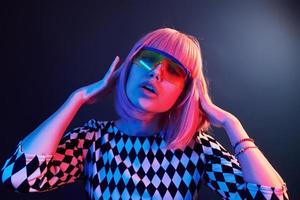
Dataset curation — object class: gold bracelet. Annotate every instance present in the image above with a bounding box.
[234,146,257,157]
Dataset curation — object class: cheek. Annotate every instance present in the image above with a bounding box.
[126,64,185,112]
[156,85,183,110]
[126,66,142,92]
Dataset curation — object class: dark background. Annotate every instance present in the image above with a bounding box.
[1,1,299,199]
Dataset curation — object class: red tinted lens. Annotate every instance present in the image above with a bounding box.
[133,49,187,83]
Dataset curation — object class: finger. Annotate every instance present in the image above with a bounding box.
[197,78,212,105]
[108,56,120,75]
[196,79,211,113]
[111,62,122,80]
[114,63,122,75]
[103,56,120,82]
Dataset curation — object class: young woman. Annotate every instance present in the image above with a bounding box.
[1,27,289,199]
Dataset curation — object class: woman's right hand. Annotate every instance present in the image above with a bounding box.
[74,56,121,105]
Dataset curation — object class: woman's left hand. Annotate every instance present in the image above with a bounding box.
[196,79,237,128]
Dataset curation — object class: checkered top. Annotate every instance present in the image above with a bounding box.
[1,119,289,199]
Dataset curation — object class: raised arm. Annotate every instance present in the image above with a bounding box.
[21,91,84,155]
[21,55,120,155]
[224,118,287,189]
[195,78,289,199]
[197,131,289,200]
[1,56,121,192]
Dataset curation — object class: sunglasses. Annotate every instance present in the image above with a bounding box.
[132,46,191,85]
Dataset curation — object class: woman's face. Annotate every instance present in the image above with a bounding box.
[126,59,186,114]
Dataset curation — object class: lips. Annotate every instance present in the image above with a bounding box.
[141,81,158,95]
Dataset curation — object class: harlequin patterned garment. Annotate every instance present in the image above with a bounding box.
[1,119,289,200]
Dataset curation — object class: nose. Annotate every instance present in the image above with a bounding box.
[149,62,164,80]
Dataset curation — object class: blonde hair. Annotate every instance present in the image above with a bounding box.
[113,27,213,150]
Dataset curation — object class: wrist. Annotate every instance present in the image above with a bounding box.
[70,90,85,106]
[223,117,251,148]
[223,115,240,131]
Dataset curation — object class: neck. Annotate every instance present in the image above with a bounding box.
[115,115,163,137]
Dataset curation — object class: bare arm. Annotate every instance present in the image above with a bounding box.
[224,118,287,188]
[21,91,84,155]
[196,78,288,196]
[21,56,121,155]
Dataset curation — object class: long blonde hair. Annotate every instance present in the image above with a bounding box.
[114,27,213,150]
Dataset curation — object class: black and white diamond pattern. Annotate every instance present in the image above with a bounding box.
[1,119,289,200]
